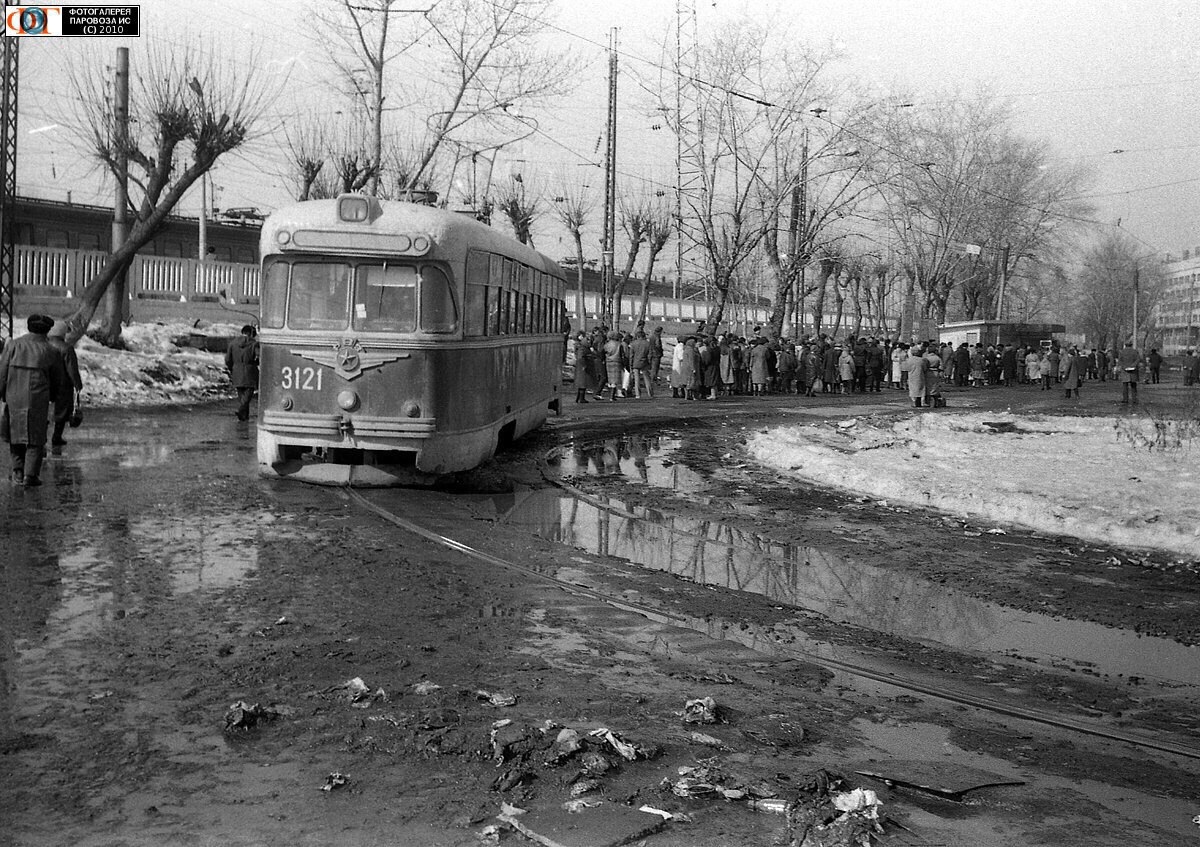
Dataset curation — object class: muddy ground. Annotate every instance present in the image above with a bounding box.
[2,377,1199,846]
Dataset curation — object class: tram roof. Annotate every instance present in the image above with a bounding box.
[262,197,563,279]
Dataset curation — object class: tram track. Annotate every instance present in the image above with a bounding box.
[346,483,1200,764]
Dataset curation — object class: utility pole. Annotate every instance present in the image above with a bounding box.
[199,172,208,264]
[600,27,617,328]
[995,243,1010,321]
[108,46,130,325]
[1132,265,1140,349]
[0,38,18,341]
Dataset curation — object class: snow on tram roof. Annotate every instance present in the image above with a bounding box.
[261,196,563,278]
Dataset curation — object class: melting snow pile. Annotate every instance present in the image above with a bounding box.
[75,322,239,407]
[748,412,1200,559]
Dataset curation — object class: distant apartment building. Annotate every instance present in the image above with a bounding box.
[1156,250,1200,354]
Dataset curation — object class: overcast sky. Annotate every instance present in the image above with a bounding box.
[16,0,1200,261]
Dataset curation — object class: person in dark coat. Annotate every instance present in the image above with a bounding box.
[954,343,971,387]
[0,314,69,486]
[1117,341,1143,404]
[1147,348,1163,384]
[225,324,260,421]
[47,320,84,447]
[1000,344,1018,387]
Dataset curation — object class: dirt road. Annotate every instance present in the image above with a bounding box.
[2,381,1198,846]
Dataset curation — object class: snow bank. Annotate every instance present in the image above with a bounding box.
[75,322,240,407]
[748,412,1200,559]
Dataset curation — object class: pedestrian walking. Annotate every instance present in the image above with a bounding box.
[225,324,260,421]
[47,319,84,447]
[0,314,70,486]
[1117,341,1143,404]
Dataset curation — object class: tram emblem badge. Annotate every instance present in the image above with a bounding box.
[291,338,406,380]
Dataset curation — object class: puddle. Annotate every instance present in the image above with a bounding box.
[551,435,710,491]
[132,514,276,595]
[855,720,1198,843]
[500,488,1200,691]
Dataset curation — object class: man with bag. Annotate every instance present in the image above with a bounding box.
[47,320,84,447]
[0,314,70,487]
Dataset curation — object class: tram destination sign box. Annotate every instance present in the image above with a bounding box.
[5,5,140,37]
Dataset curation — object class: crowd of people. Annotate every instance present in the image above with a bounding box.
[571,324,1197,408]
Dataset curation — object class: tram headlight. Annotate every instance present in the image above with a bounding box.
[280,396,294,411]
[411,235,431,254]
[275,229,292,246]
[337,390,360,411]
[402,400,421,418]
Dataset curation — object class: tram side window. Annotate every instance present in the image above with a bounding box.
[466,283,487,336]
[465,251,489,337]
[288,262,351,330]
[490,255,506,335]
[487,286,501,335]
[355,263,417,332]
[262,261,289,328]
[420,266,457,332]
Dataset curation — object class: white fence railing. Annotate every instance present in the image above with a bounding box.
[14,245,261,304]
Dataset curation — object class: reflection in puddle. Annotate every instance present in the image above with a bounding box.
[501,489,1200,690]
[554,435,709,491]
[132,514,276,595]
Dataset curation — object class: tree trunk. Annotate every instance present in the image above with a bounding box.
[573,230,585,327]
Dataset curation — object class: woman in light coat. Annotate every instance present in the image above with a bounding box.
[838,346,855,394]
[903,345,928,407]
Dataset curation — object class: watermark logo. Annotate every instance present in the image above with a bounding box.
[4,5,140,37]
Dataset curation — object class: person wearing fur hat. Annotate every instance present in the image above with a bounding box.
[47,320,84,446]
[0,314,70,486]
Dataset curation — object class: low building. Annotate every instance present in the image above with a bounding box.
[938,320,1066,349]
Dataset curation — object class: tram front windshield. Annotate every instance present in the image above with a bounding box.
[262,259,457,333]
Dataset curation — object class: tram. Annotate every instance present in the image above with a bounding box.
[255,194,567,485]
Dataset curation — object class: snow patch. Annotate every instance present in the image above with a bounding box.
[748,412,1200,559]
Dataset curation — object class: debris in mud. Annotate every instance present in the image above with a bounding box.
[498,800,668,847]
[223,701,293,733]
[680,695,720,724]
[587,727,660,761]
[88,690,115,701]
[412,681,443,695]
[320,772,348,792]
[477,689,518,707]
[491,720,551,764]
[327,677,386,708]
[545,728,583,765]
[785,771,884,847]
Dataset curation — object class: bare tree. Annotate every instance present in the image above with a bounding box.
[65,42,271,345]
[638,207,672,324]
[873,93,1093,332]
[496,174,540,245]
[283,116,328,201]
[1071,233,1163,350]
[551,174,596,325]
[313,0,422,196]
[610,194,657,326]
